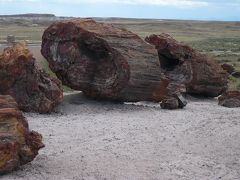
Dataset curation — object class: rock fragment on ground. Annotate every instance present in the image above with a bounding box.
[218,91,240,108]
[232,71,240,78]
[160,97,180,109]
[221,63,235,75]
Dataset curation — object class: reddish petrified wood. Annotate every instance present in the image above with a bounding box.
[0,43,63,113]
[145,33,228,97]
[41,19,185,104]
[0,95,44,174]
[221,63,235,75]
[218,91,240,108]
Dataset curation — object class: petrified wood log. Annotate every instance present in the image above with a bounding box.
[145,33,228,97]
[218,91,240,108]
[42,19,183,102]
[0,95,44,174]
[0,43,63,113]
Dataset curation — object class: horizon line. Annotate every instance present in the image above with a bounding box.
[0,13,239,22]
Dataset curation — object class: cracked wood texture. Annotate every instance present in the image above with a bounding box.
[0,95,44,174]
[145,33,228,97]
[41,19,175,102]
[0,43,63,113]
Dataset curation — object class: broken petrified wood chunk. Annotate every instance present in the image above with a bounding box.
[145,33,228,97]
[0,95,44,174]
[221,63,235,75]
[41,19,183,102]
[160,94,187,110]
[0,43,63,113]
[232,71,240,78]
[218,91,240,108]
[160,97,180,110]
[160,82,187,109]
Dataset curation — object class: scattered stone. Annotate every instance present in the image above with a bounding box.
[160,97,179,110]
[218,91,240,108]
[145,33,228,97]
[221,63,235,74]
[0,43,63,113]
[175,93,188,108]
[232,71,240,78]
[160,92,187,110]
[41,19,184,103]
[0,95,44,174]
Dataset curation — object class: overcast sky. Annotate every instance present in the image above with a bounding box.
[0,0,240,21]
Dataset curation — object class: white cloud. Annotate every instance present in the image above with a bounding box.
[56,0,209,7]
[85,0,209,7]
[0,0,209,7]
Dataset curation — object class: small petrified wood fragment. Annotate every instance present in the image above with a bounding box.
[218,91,240,108]
[42,19,183,103]
[0,43,63,113]
[232,72,240,78]
[145,33,228,97]
[0,95,44,174]
[221,63,235,75]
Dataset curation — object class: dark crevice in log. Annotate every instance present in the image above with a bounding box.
[159,54,181,71]
[146,33,228,97]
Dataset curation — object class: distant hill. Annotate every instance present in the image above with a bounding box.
[0,14,56,18]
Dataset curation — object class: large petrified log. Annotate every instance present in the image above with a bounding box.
[0,43,63,113]
[145,33,228,97]
[0,95,44,174]
[41,19,184,103]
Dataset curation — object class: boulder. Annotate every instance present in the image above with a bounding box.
[41,19,185,103]
[0,43,63,113]
[0,95,44,174]
[145,33,228,97]
[218,91,240,108]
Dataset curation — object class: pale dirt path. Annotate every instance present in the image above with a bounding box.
[2,92,240,180]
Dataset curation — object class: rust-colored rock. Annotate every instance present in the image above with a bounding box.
[218,91,240,108]
[0,43,63,113]
[41,19,184,103]
[0,95,44,174]
[160,93,187,110]
[145,33,228,97]
[221,63,235,75]
[160,97,180,110]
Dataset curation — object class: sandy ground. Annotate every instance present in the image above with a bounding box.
[2,92,240,180]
